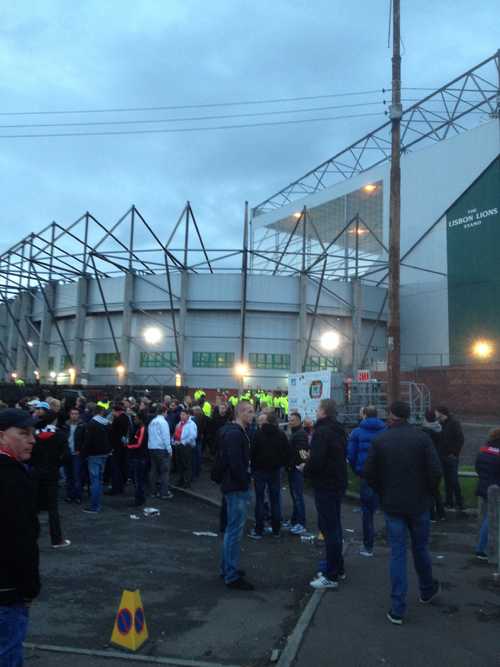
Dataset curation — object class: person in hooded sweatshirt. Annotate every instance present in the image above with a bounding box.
[348,405,386,557]
[421,408,446,522]
[80,404,112,514]
[31,410,71,548]
[248,411,290,539]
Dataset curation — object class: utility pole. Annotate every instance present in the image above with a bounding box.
[387,0,402,403]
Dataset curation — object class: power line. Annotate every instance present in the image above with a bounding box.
[0,111,386,139]
[0,89,388,117]
[0,100,387,130]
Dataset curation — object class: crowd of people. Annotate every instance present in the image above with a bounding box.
[1,387,500,664]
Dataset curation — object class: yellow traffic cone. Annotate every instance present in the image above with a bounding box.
[111,589,148,651]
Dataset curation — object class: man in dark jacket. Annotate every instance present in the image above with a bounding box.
[107,402,131,495]
[435,406,464,510]
[364,401,442,625]
[347,406,386,556]
[304,399,347,590]
[64,407,86,504]
[31,411,71,548]
[81,405,112,514]
[249,412,290,539]
[475,428,500,560]
[218,401,255,590]
[0,409,40,665]
[285,412,310,535]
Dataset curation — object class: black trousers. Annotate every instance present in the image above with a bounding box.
[37,480,63,545]
[176,445,193,487]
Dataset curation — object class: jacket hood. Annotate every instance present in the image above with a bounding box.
[316,416,346,437]
[261,422,280,436]
[360,417,386,432]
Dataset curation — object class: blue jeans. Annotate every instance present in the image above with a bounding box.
[87,455,108,511]
[64,453,83,501]
[360,480,378,551]
[477,499,488,553]
[0,604,29,666]
[254,469,281,535]
[385,512,435,617]
[314,489,344,579]
[221,490,250,583]
[129,458,147,504]
[288,468,306,526]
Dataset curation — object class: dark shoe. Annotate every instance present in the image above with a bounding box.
[220,569,246,579]
[419,580,440,604]
[248,529,263,540]
[74,498,82,505]
[64,497,73,504]
[476,552,488,561]
[82,506,99,514]
[387,611,403,625]
[227,577,254,591]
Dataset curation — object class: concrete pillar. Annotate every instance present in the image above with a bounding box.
[297,273,308,372]
[120,272,135,385]
[178,271,189,377]
[15,291,33,380]
[351,278,362,377]
[38,281,56,381]
[73,276,89,382]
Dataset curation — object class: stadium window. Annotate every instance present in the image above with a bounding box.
[248,353,291,370]
[48,356,55,371]
[95,352,121,368]
[139,351,177,368]
[60,354,73,371]
[304,355,342,372]
[192,352,235,368]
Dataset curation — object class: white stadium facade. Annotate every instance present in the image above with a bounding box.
[0,51,498,390]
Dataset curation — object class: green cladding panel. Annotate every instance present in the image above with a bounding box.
[446,157,500,363]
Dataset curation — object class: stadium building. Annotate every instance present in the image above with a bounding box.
[0,52,498,389]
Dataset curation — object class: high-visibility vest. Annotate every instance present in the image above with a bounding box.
[229,395,238,407]
[202,401,212,418]
[194,389,205,401]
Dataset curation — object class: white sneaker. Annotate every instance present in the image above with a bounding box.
[359,547,374,557]
[52,539,71,549]
[282,521,293,530]
[310,574,338,590]
[290,524,307,535]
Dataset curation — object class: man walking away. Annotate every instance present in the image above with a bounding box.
[0,409,40,666]
[174,409,197,489]
[304,399,347,590]
[107,402,130,496]
[474,428,500,560]
[285,412,310,535]
[64,407,86,504]
[81,405,112,514]
[347,406,386,556]
[364,401,442,625]
[148,405,173,500]
[435,406,465,511]
[127,413,148,507]
[249,412,289,539]
[218,401,255,590]
[31,411,71,549]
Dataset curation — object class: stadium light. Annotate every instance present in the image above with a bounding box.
[49,371,57,379]
[471,339,494,360]
[175,373,182,387]
[363,183,377,193]
[143,326,163,345]
[27,340,34,347]
[34,370,40,380]
[116,364,126,378]
[234,362,248,378]
[10,372,18,380]
[320,330,340,351]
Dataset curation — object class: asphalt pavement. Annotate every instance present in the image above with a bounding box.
[25,468,500,667]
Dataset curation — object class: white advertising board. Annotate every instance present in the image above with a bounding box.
[288,370,333,421]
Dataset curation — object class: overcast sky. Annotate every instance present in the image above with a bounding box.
[1,0,498,256]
